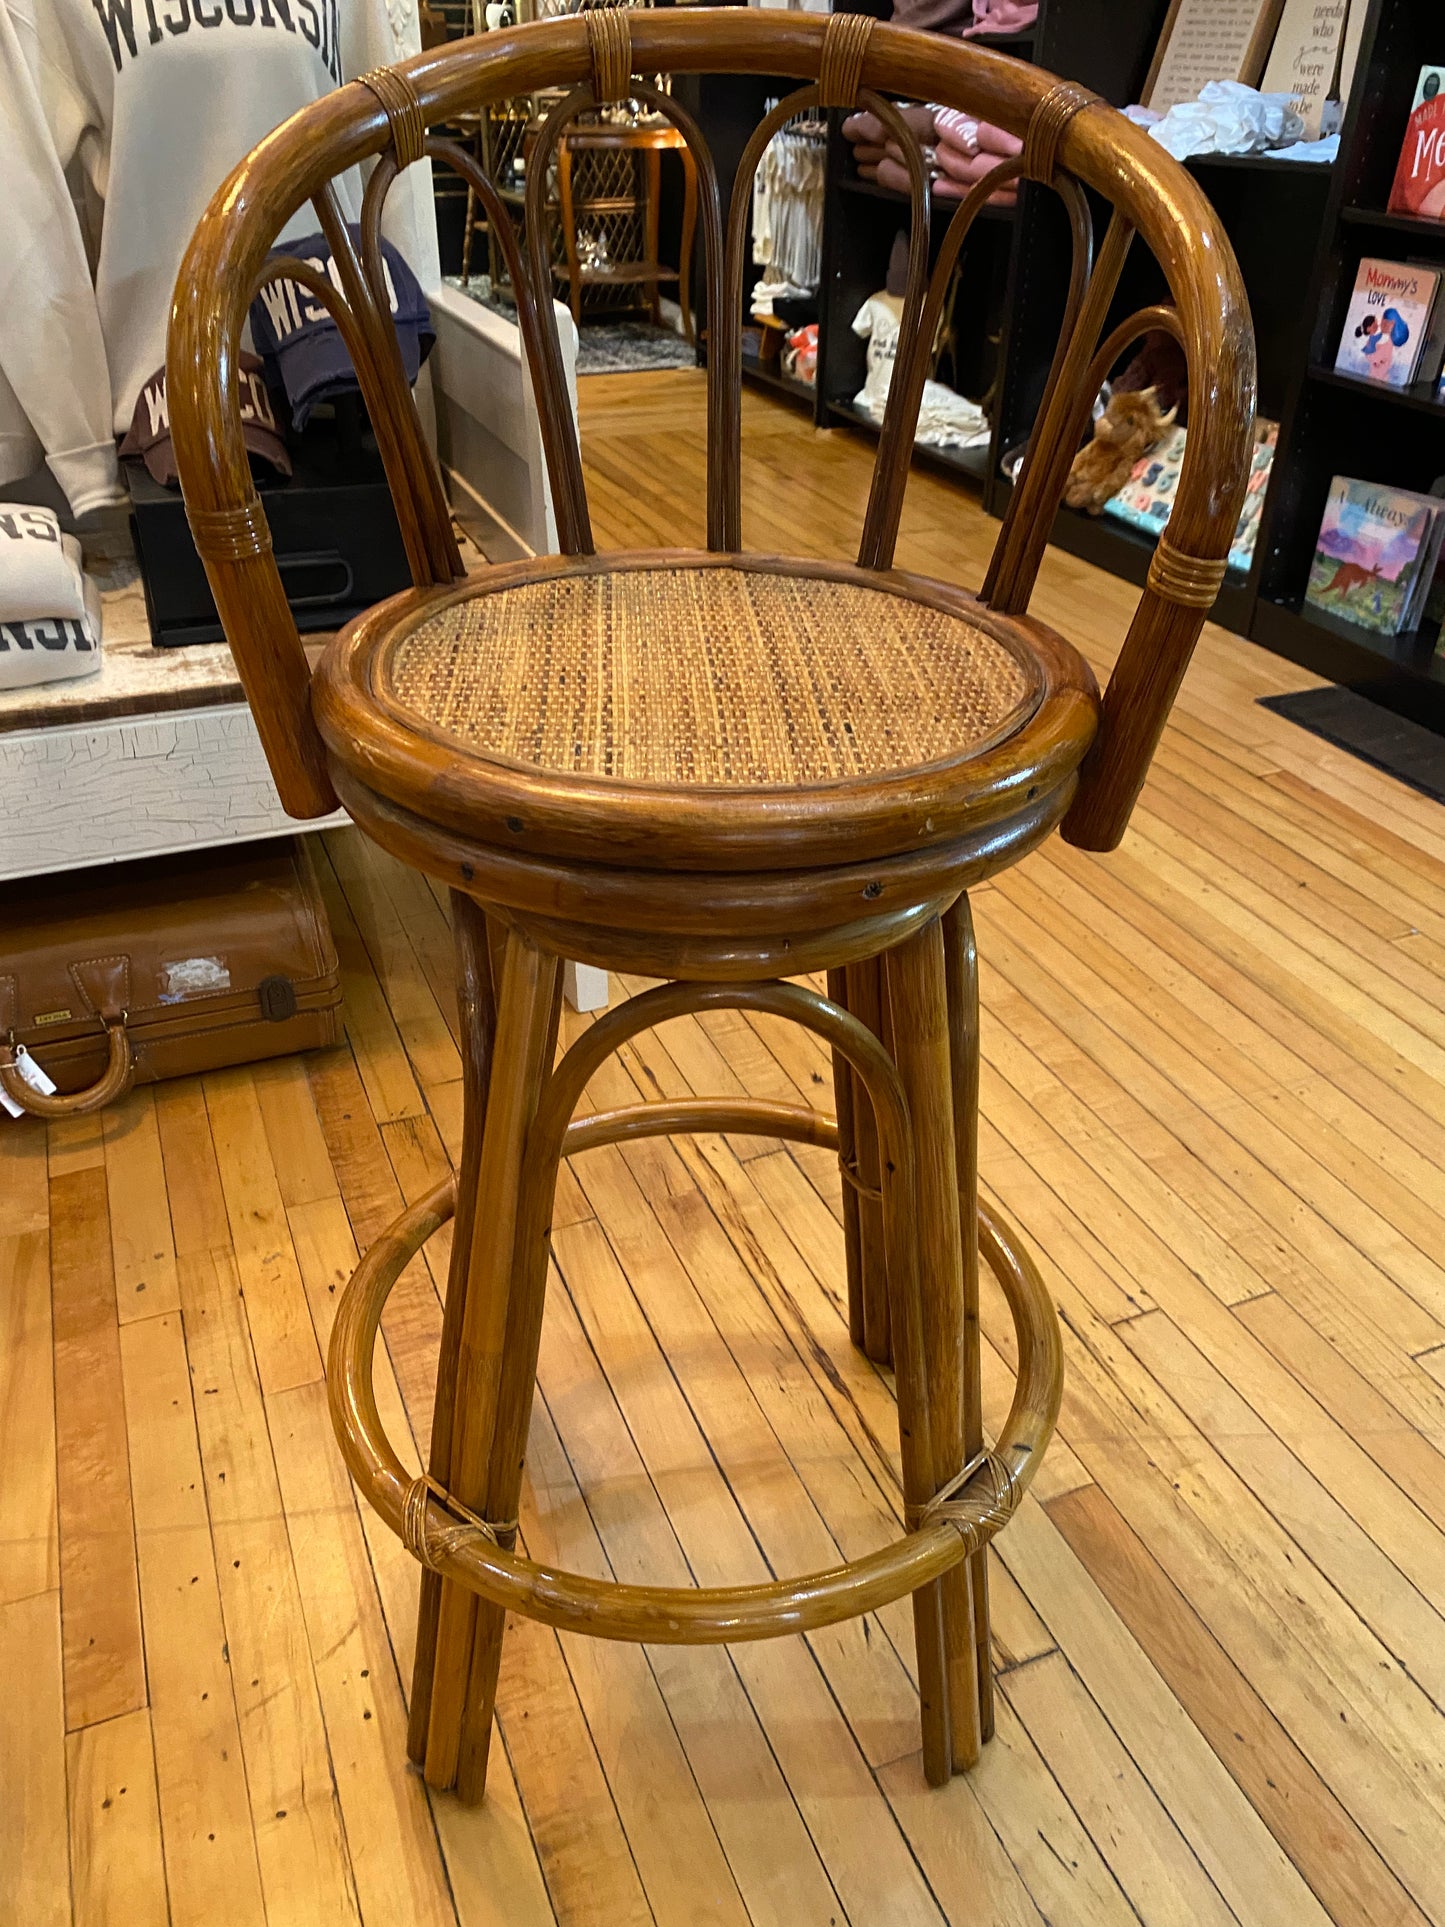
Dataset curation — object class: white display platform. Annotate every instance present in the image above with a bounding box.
[430,281,578,559]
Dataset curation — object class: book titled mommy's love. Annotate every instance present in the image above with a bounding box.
[1334,258,1442,387]
[1389,67,1445,221]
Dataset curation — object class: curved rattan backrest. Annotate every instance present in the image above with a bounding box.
[168,10,1255,851]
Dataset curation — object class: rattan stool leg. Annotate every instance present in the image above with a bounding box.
[886,917,985,1774]
[408,892,497,1764]
[454,975,566,1801]
[840,957,893,1366]
[825,967,867,1353]
[423,928,563,1792]
[944,895,994,1743]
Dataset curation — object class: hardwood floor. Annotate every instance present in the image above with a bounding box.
[6,368,1445,1926]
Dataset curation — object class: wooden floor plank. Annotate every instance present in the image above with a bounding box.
[1049,1306,1445,1917]
[203,1067,324,1395]
[314,839,428,1126]
[1048,1482,1433,1927]
[266,1378,458,1927]
[1001,1650,1241,1927]
[179,1242,362,1927]
[118,1310,268,1927]
[520,1388,758,1927]
[66,1711,168,1927]
[0,1225,57,1608]
[543,1233,945,1924]
[50,1166,146,1732]
[998,1500,1331,1927]
[0,1590,71,1927]
[102,1087,180,1323]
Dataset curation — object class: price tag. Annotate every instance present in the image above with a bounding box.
[1,1046,58,1119]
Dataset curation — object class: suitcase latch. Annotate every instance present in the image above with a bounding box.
[258,975,298,1022]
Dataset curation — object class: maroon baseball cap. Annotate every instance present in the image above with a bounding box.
[120,354,292,487]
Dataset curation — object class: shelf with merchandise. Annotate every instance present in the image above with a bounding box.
[741,351,817,407]
[823,398,992,482]
[1046,496,1257,640]
[1308,365,1445,417]
[1184,152,1336,176]
[1340,205,1445,247]
[836,175,1017,222]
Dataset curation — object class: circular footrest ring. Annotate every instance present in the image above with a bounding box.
[327,1170,1062,1646]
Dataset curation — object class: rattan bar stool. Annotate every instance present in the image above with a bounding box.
[169,8,1254,1804]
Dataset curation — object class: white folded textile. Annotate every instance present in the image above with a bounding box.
[1148,82,1305,160]
[0,502,103,688]
[0,503,89,624]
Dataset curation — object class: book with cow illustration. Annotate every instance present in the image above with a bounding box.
[1304,477,1445,637]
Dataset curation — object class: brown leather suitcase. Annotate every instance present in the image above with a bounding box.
[0,837,342,1117]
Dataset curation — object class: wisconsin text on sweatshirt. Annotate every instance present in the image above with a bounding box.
[90,0,342,83]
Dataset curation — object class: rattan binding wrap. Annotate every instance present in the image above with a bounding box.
[905,1448,1019,1549]
[382,566,1039,787]
[818,11,874,109]
[586,6,633,103]
[188,498,273,561]
[1023,80,1098,183]
[1147,537,1228,609]
[357,66,427,167]
[402,1473,519,1571]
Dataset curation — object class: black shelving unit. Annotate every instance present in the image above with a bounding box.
[684,0,1173,452]
[1247,0,1445,728]
[683,0,1444,728]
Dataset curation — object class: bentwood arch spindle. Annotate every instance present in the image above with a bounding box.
[167,6,1255,1804]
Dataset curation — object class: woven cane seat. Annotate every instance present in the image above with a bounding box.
[377,562,1041,788]
[316,551,1100,881]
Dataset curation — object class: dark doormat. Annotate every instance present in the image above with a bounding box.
[1258,686,1445,804]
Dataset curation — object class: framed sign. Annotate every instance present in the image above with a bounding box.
[1142,0,1288,114]
[1262,0,1349,137]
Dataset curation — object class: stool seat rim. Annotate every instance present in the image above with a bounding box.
[311,549,1100,874]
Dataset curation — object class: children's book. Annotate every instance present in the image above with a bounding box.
[1334,258,1442,387]
[1305,476,1445,636]
[1103,421,1276,577]
[1389,67,1445,220]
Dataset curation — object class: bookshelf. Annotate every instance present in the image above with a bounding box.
[1247,0,1445,728]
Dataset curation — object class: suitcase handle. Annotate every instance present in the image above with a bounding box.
[0,1019,135,1118]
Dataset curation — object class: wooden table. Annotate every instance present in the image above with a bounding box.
[551,121,697,340]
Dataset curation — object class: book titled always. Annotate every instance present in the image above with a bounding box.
[1334,258,1444,387]
[1389,67,1445,220]
[1305,477,1445,637]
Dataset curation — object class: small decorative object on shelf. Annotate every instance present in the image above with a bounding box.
[1305,475,1445,636]
[1334,257,1445,388]
[1063,390,1177,515]
[1388,66,1445,220]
